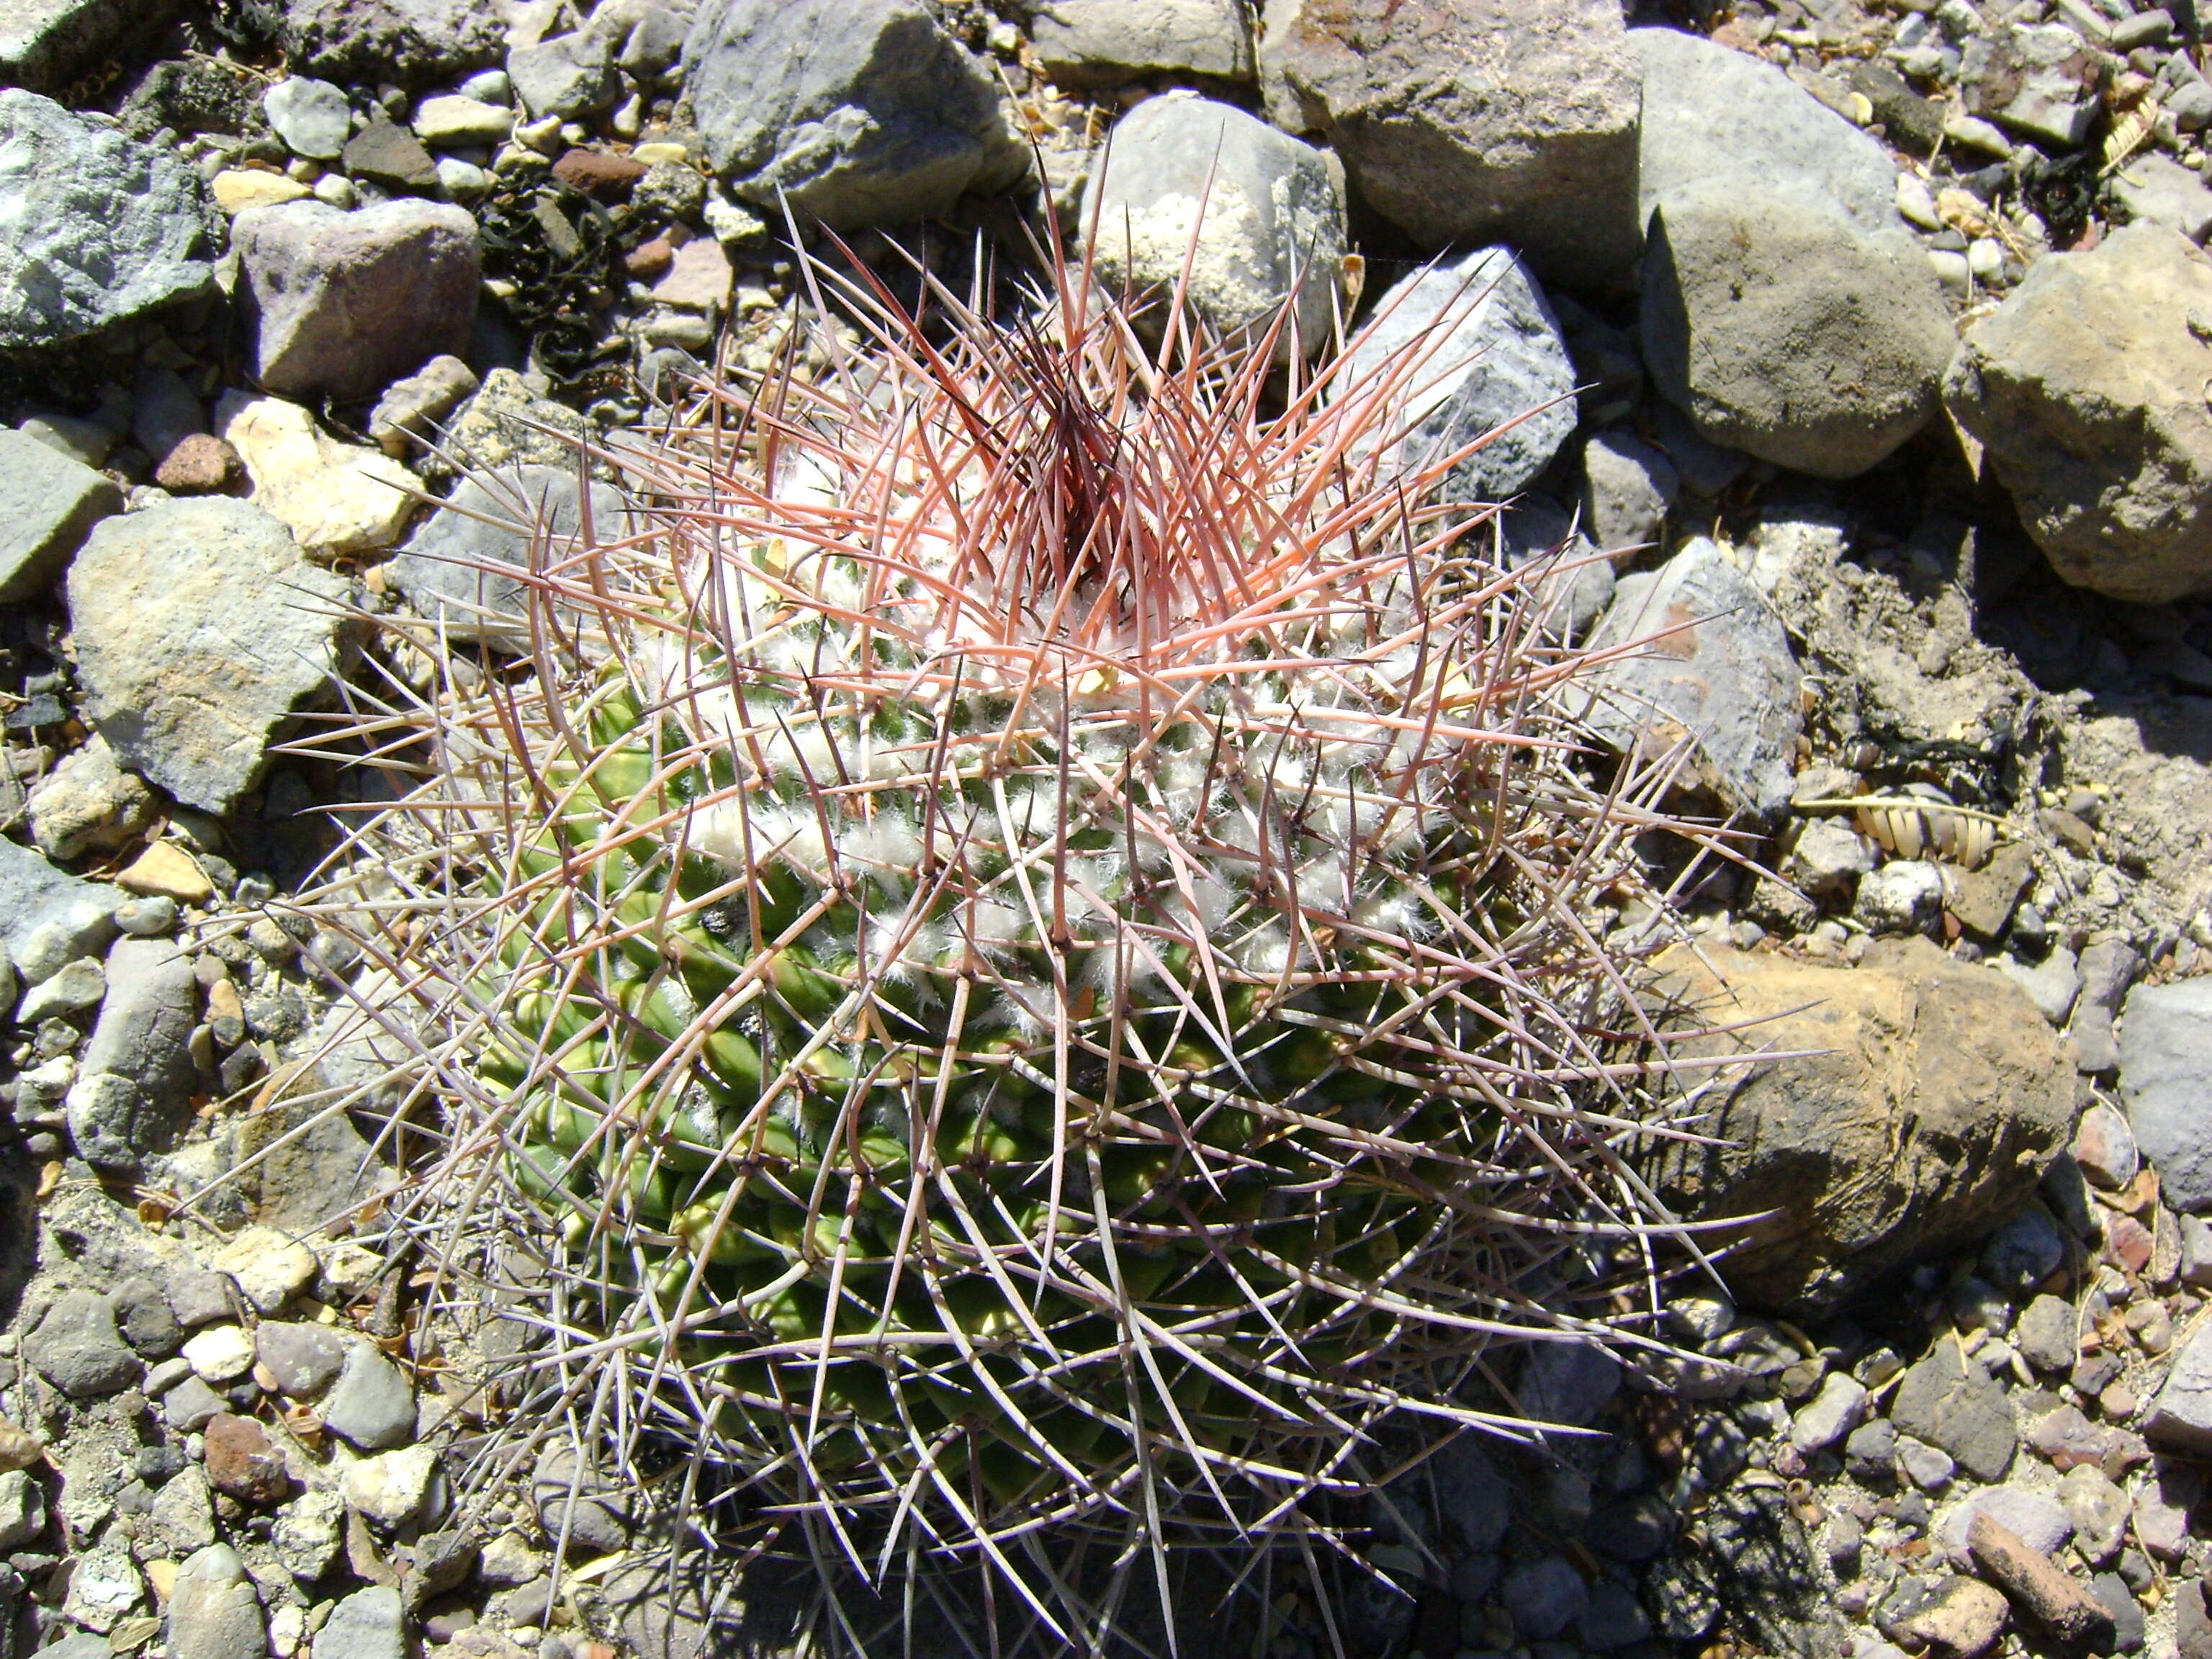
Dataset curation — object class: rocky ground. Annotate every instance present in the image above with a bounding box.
[1,1,2211,1658]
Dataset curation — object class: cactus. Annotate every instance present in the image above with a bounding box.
[312,236,1718,1642]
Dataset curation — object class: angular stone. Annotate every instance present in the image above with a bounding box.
[2057,1465,2130,1566]
[1961,23,2102,148]
[0,89,215,348]
[0,838,121,986]
[65,934,197,1172]
[166,1542,265,1659]
[2013,1295,2078,1373]
[509,30,618,120]
[312,1586,408,1659]
[2117,976,2212,1213]
[410,94,511,148]
[1789,1371,1869,1453]
[1966,1511,2113,1648]
[148,1462,215,1554]
[202,1413,289,1506]
[650,234,732,313]
[181,1323,256,1383]
[271,1488,346,1581]
[1879,1575,2009,1658]
[2145,1318,2212,1454]
[323,1339,415,1451]
[1891,1344,2017,1484]
[367,353,477,457]
[283,0,504,86]
[0,0,176,94]
[216,392,423,560]
[1033,0,1253,82]
[257,1322,346,1398]
[263,76,351,161]
[2111,152,2212,243]
[232,199,479,403]
[682,0,1025,228]
[212,168,313,214]
[342,1444,438,1529]
[22,1289,140,1398]
[66,498,350,814]
[1938,1488,2072,1556]
[1261,0,1641,280]
[0,428,122,603]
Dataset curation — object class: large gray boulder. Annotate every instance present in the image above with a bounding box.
[2117,976,2212,1214]
[232,199,480,403]
[0,89,215,348]
[1944,224,2212,604]
[1647,938,2076,1312]
[280,0,505,86]
[1259,0,1642,282]
[66,498,351,815]
[1084,93,1345,357]
[682,0,1027,228]
[1,0,176,96]
[0,428,121,601]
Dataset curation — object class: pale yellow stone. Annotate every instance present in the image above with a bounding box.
[115,841,216,904]
[630,141,689,166]
[211,169,312,213]
[143,1559,178,1606]
[215,392,423,559]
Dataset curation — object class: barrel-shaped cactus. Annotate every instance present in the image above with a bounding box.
[325,242,1710,1634]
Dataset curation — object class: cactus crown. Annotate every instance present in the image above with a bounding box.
[307,230,1715,1649]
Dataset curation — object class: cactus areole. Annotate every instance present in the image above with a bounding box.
[345,240,1705,1615]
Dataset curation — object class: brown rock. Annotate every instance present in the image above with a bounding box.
[552,148,646,200]
[1644,938,2075,1310]
[202,1412,289,1505]
[1881,1576,2010,1658]
[1945,840,2033,940]
[154,434,240,494]
[343,119,441,191]
[624,238,673,280]
[650,237,732,313]
[1966,1511,2115,1647]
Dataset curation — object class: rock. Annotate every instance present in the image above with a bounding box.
[149,1462,215,1553]
[262,76,351,161]
[0,839,122,985]
[212,1227,318,1314]
[1581,538,1802,817]
[212,168,313,213]
[2014,1295,2079,1372]
[341,115,439,189]
[112,1277,183,1357]
[215,393,423,560]
[64,934,197,1172]
[599,1555,747,1659]
[532,1446,632,1556]
[1581,430,1677,553]
[283,0,504,85]
[1520,1341,1621,1428]
[156,434,241,493]
[232,199,477,405]
[1645,938,2072,1310]
[133,366,207,469]
[163,1374,226,1432]
[510,30,618,120]
[257,1322,346,1398]
[1082,92,1343,359]
[367,354,477,458]
[23,1289,140,1397]
[682,0,1025,228]
[343,1444,439,1529]
[272,1488,346,1580]
[1938,1488,2071,1555]
[1634,27,1902,238]
[1980,1204,2064,1295]
[411,94,512,148]
[1033,0,1252,82]
[116,843,215,907]
[66,497,351,814]
[2116,976,2212,1213]
[1845,1417,1898,1480]
[1340,246,1575,497]
[313,1586,408,1659]
[2071,1100,2139,1190]
[323,1338,415,1451]
[1879,1576,2010,1658]
[0,1467,42,1550]
[2059,1465,2129,1565]
[2145,1317,2212,1453]
[1854,859,1945,935]
[418,367,597,487]
[1946,225,2212,603]
[1783,817,1879,906]
[0,1419,42,1473]
[1995,948,2080,1028]
[181,1323,256,1383]
[202,1413,289,1505]
[1960,23,2103,148]
[1965,1511,2113,1648]
[0,89,215,348]
[17,951,102,1022]
[1789,1372,1869,1453]
[1428,1434,1511,1553]
[0,428,122,603]
[1,0,174,94]
[2183,1213,2212,1288]
[1501,1555,1587,1640]
[2111,152,2212,243]
[1702,1482,1849,1659]
[1259,0,1640,280]
[1641,176,1951,480]
[650,235,732,313]
[166,1543,265,1659]
[2180,1581,2212,1659]
[391,464,630,652]
[1498,494,1615,639]
[1892,1343,2018,1484]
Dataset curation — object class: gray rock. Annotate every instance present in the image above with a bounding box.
[18,953,102,1022]
[2059,1465,2130,1566]
[1642,177,1953,479]
[256,1322,345,1398]
[1890,1343,2016,1483]
[1853,859,1945,935]
[23,1288,142,1398]
[66,497,350,815]
[2071,1098,2139,1189]
[2014,1294,2079,1373]
[1341,245,1575,497]
[1704,1482,1851,1659]
[261,77,351,161]
[1429,1434,1511,1553]
[1961,22,2101,148]
[1995,946,2080,1028]
[1259,0,1642,282]
[0,0,175,94]
[0,1467,42,1550]
[312,1586,406,1659]
[232,199,480,403]
[509,30,619,120]
[2183,1213,2212,1288]
[1937,1486,2071,1555]
[0,428,122,603]
[322,1338,415,1451]
[1789,1372,1869,1454]
[1843,1416,1897,1481]
[1580,430,1677,553]
[111,1276,184,1357]
[392,464,631,654]
[1033,0,1253,82]
[282,0,505,86]
[133,367,207,470]
[1579,1579,1651,1650]
[0,838,122,986]
[533,1446,634,1557]
[149,1463,215,1555]
[1496,494,1614,640]
[1502,1555,1588,1641]
[682,0,1026,228]
[163,1374,226,1432]
[2117,976,2212,1213]
[271,1488,346,1581]
[416,366,598,488]
[0,89,215,348]
[1783,817,1879,906]
[1519,1340,1621,1428]
[2110,152,2212,243]
[63,935,197,1172]
[1632,27,1902,238]
[1582,538,1802,817]
[1084,92,1345,358]
[168,1544,265,1659]
[1979,1203,2063,1294]
[166,1266,234,1328]
[27,737,155,860]
[1946,224,2212,603]
[2146,1318,2212,1454]
[367,353,477,458]
[600,1555,747,1659]
[1895,1434,1954,1491]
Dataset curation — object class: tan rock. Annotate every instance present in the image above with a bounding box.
[216,392,422,560]
[115,842,216,904]
[212,170,313,213]
[651,235,732,313]
[1645,937,2074,1310]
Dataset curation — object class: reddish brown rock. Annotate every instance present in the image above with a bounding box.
[1966,1511,2114,1648]
[155,434,240,494]
[552,148,646,201]
[202,1412,289,1505]
[624,238,673,280]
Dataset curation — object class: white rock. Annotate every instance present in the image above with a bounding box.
[411,94,513,148]
[263,78,352,162]
[341,1443,439,1529]
[215,393,423,561]
[212,1226,318,1314]
[180,1323,256,1384]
